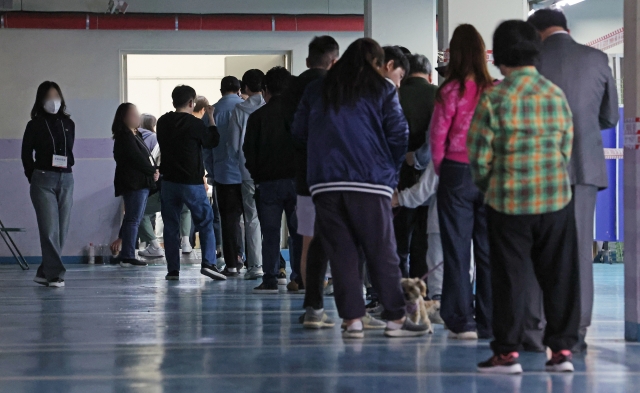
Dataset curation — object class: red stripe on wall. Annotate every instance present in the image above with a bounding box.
[0,12,363,32]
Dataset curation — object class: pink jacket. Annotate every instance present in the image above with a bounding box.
[429,80,483,175]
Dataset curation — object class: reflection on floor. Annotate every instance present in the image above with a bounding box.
[0,263,635,392]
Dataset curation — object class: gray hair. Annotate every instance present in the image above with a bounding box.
[140,113,157,132]
[408,54,432,76]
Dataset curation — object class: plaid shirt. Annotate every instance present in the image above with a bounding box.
[467,67,574,215]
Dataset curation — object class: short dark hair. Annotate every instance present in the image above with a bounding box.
[397,46,411,56]
[242,69,265,93]
[264,66,292,96]
[383,45,410,74]
[193,96,209,112]
[493,20,541,68]
[307,35,340,69]
[31,81,69,119]
[527,9,568,32]
[220,76,241,94]
[172,85,197,109]
[408,54,432,75]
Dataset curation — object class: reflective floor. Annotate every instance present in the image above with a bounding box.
[0,262,635,393]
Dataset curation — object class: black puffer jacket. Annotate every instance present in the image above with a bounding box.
[113,130,156,197]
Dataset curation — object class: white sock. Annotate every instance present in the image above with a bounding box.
[227,268,237,272]
[386,320,403,330]
[151,239,161,248]
[347,320,363,331]
[181,236,189,244]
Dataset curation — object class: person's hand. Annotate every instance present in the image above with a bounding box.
[204,177,210,193]
[110,238,122,255]
[206,105,216,126]
[391,190,400,208]
[405,152,415,167]
[153,170,160,182]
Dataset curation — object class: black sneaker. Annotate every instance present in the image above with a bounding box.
[277,269,287,285]
[545,350,574,372]
[200,263,227,281]
[477,352,523,374]
[47,278,65,288]
[253,282,279,294]
[165,270,180,280]
[120,259,148,267]
[222,268,239,278]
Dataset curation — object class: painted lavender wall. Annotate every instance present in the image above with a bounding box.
[0,28,362,262]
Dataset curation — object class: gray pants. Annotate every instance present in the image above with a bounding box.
[138,192,191,243]
[524,184,597,344]
[241,180,262,269]
[29,170,74,280]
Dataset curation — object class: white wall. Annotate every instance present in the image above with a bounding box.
[0,29,361,139]
[13,0,364,14]
[564,0,624,53]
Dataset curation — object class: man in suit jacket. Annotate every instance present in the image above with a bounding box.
[526,9,619,353]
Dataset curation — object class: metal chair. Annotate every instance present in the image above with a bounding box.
[0,219,29,270]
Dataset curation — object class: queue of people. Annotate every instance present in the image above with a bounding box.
[20,9,619,375]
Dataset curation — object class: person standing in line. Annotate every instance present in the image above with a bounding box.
[430,24,494,341]
[22,81,75,287]
[204,77,247,275]
[112,103,159,268]
[394,54,437,280]
[293,38,428,338]
[190,96,221,256]
[381,46,409,88]
[228,70,266,278]
[284,36,339,324]
[527,9,620,353]
[156,85,224,281]
[243,66,302,292]
[472,20,579,374]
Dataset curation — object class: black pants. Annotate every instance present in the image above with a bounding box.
[215,183,244,269]
[303,229,328,310]
[437,159,492,336]
[393,205,429,278]
[488,202,580,354]
[314,192,405,321]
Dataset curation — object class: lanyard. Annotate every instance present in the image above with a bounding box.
[45,119,67,157]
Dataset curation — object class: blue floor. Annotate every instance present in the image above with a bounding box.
[0,262,636,392]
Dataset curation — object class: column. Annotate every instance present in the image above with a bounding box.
[438,0,528,77]
[624,0,640,342]
[364,0,437,78]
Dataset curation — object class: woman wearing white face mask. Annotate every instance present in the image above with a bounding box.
[21,81,75,288]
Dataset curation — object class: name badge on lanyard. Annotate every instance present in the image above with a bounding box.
[46,119,68,168]
[52,155,68,168]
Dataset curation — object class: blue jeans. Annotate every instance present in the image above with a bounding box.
[255,179,302,287]
[29,170,74,280]
[120,188,150,260]
[161,181,216,272]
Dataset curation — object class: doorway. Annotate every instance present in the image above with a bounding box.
[124,53,289,116]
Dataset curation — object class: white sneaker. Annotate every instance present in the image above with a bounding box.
[181,241,193,254]
[244,267,265,280]
[448,330,478,340]
[138,244,164,258]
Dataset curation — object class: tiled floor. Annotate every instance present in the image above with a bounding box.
[0,262,636,393]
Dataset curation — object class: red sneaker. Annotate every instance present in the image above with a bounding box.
[545,350,574,372]
[477,352,523,374]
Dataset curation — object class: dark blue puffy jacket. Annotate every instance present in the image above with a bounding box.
[292,78,409,199]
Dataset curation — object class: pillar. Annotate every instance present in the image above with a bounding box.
[364,0,437,79]
[624,0,640,342]
[438,0,528,77]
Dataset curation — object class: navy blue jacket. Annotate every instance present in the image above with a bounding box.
[292,79,409,199]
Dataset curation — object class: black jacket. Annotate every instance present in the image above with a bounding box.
[21,114,75,182]
[113,130,156,197]
[283,68,327,196]
[243,95,296,184]
[156,112,220,185]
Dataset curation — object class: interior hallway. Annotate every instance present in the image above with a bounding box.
[0,263,635,392]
